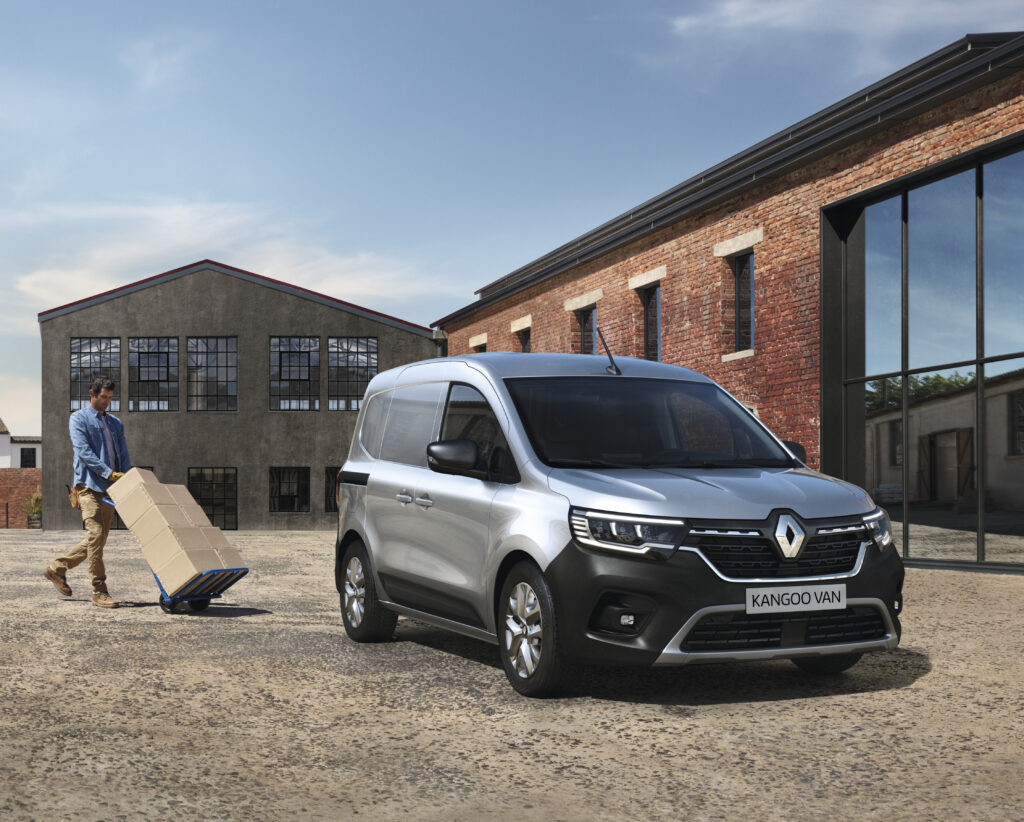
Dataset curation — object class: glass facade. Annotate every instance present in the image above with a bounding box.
[270,337,320,411]
[187,337,237,411]
[327,336,377,411]
[70,337,121,411]
[839,145,1024,566]
[129,337,178,411]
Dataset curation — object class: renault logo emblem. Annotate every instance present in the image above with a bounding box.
[774,514,806,559]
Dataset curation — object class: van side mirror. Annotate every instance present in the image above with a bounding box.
[427,439,479,475]
[783,441,807,464]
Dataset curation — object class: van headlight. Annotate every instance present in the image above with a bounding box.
[863,508,894,552]
[570,508,687,560]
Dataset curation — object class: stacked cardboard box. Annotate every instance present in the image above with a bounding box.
[107,467,244,596]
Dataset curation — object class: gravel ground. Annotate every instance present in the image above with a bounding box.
[2,529,1022,821]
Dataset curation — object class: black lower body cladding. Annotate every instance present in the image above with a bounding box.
[545,540,905,667]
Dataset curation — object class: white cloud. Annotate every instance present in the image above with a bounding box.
[668,0,1024,78]
[119,35,205,93]
[3,197,461,332]
[0,371,42,437]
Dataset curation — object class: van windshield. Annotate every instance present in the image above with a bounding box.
[504,377,796,469]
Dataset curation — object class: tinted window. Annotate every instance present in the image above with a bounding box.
[440,384,517,482]
[379,382,445,467]
[504,377,792,468]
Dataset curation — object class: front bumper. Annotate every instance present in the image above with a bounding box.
[545,538,904,667]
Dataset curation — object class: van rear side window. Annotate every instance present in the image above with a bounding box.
[358,391,391,458]
[379,382,446,467]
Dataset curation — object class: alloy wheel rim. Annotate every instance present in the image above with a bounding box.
[504,581,542,678]
[344,556,366,627]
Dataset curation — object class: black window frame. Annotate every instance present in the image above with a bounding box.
[20,448,37,468]
[129,337,179,412]
[187,467,238,530]
[70,337,121,412]
[270,337,320,411]
[327,336,378,411]
[269,466,311,513]
[325,466,341,513]
[187,337,238,412]
[1011,389,1024,457]
[578,307,596,355]
[642,285,661,362]
[518,327,531,353]
[733,253,754,352]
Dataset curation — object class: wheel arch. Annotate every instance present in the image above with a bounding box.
[335,528,367,592]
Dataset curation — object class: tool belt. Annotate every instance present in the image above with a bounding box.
[66,484,86,510]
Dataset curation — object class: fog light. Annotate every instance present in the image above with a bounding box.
[620,614,636,627]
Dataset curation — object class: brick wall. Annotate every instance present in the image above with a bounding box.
[442,72,1024,468]
[0,469,43,529]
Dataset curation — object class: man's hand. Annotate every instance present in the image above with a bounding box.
[109,471,125,482]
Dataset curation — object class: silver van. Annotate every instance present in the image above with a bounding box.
[335,353,904,696]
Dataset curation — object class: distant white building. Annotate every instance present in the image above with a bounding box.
[0,417,42,469]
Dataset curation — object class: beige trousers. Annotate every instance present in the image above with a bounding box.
[51,488,114,594]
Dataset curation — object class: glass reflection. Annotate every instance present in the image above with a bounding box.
[863,378,903,546]
[908,170,976,370]
[982,358,1024,563]
[863,197,902,376]
[905,367,978,560]
[983,152,1024,358]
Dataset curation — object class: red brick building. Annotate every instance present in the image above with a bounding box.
[434,33,1024,570]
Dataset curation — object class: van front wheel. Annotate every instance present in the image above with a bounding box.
[499,562,569,697]
[340,540,397,642]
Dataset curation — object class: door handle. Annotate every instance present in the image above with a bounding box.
[414,495,434,508]
[395,492,413,505]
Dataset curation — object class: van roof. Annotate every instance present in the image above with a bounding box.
[429,352,714,382]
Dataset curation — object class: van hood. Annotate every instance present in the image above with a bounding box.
[546,466,875,521]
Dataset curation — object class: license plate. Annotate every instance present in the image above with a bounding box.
[745,584,846,614]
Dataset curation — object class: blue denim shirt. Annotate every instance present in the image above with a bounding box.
[70,407,132,493]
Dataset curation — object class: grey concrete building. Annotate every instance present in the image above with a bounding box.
[39,260,436,530]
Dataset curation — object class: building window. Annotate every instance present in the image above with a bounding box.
[734,253,754,351]
[328,337,377,411]
[270,467,310,513]
[270,337,320,410]
[70,337,121,411]
[1011,390,1024,456]
[889,419,903,466]
[642,285,661,361]
[518,328,531,353]
[187,337,237,412]
[20,448,36,468]
[129,337,178,411]
[325,466,341,513]
[579,307,596,354]
[188,467,238,530]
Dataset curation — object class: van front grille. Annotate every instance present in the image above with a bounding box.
[681,607,888,652]
[691,528,864,579]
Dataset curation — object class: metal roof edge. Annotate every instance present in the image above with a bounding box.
[36,260,434,338]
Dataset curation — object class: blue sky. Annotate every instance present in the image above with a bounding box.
[3,0,1022,436]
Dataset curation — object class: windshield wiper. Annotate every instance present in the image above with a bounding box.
[546,458,641,469]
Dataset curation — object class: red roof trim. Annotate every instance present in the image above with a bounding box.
[36,259,433,334]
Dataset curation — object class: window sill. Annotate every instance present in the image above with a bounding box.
[721,348,754,363]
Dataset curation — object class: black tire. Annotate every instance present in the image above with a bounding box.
[792,652,863,675]
[340,540,397,642]
[187,599,211,612]
[159,599,181,614]
[498,562,570,697]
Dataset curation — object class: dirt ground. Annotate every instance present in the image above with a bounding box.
[1,529,1022,821]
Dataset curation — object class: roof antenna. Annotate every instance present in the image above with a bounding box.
[596,327,621,375]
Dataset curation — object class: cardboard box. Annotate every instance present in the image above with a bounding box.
[110,468,244,598]
[111,481,177,528]
[164,485,213,527]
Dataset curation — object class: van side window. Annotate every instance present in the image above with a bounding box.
[379,382,446,467]
[441,384,519,483]
[358,391,392,458]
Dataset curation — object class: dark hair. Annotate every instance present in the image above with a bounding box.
[89,375,116,395]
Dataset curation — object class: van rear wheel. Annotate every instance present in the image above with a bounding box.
[340,540,397,642]
[499,562,569,697]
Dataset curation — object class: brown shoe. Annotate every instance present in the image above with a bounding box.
[92,592,120,609]
[45,567,72,597]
